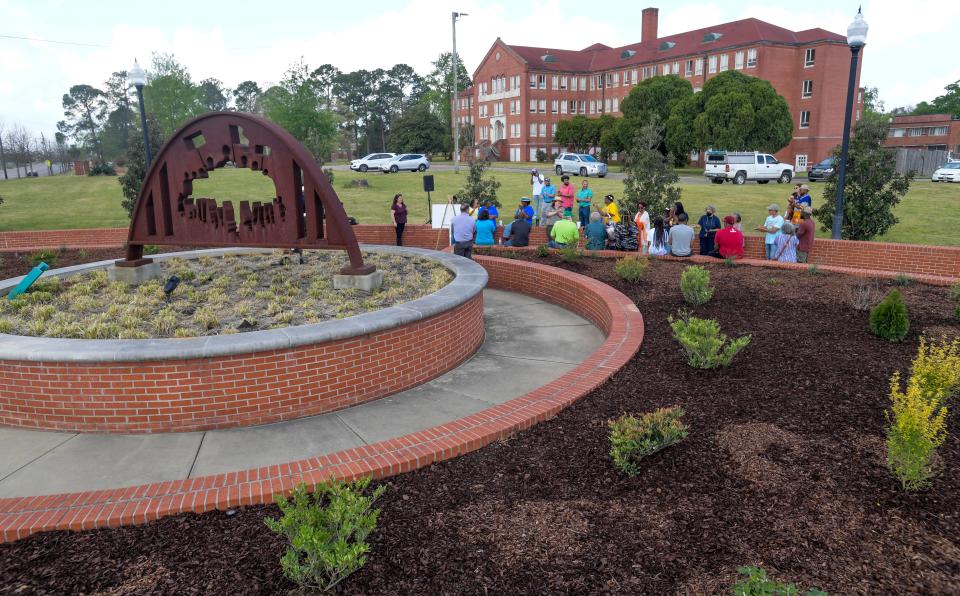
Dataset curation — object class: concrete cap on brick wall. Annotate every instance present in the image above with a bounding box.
[0,246,486,362]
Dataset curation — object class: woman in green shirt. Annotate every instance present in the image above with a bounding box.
[576,180,593,229]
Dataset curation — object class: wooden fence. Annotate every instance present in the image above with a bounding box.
[894,148,953,176]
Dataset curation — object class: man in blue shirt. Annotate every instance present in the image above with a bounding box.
[515,197,535,223]
[451,202,477,259]
[539,177,557,227]
[796,184,812,208]
[480,200,499,224]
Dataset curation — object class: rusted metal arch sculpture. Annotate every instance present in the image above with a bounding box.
[120,112,373,275]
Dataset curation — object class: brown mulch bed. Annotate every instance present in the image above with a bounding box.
[2,256,959,594]
[0,248,125,281]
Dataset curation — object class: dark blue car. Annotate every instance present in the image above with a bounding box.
[808,157,836,182]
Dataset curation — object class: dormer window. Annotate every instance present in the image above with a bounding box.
[702,32,723,43]
[620,49,636,59]
[541,54,557,63]
[658,41,676,51]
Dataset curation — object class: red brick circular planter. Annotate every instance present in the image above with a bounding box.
[0,248,487,433]
[0,255,644,542]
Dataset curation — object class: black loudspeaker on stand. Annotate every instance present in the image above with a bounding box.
[423,175,435,223]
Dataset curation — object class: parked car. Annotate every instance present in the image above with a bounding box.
[381,154,430,173]
[350,152,395,172]
[931,162,960,182]
[553,153,608,177]
[807,157,836,182]
[704,151,793,184]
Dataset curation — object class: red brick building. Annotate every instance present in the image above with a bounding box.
[883,114,960,154]
[455,7,863,172]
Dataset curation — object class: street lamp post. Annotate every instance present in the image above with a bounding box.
[128,59,152,167]
[451,12,467,174]
[831,8,869,240]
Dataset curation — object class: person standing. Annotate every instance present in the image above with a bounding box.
[669,212,695,257]
[696,205,721,256]
[516,197,535,223]
[713,215,744,259]
[756,204,784,260]
[549,215,580,249]
[795,206,816,263]
[468,198,481,219]
[390,193,407,246]
[668,201,686,227]
[576,179,593,229]
[475,209,497,246]
[451,203,477,259]
[558,175,576,218]
[634,202,650,255]
[774,222,799,263]
[530,169,545,224]
[540,176,557,226]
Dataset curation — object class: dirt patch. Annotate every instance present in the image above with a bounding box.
[1,256,959,594]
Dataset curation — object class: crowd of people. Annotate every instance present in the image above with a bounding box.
[403,169,817,265]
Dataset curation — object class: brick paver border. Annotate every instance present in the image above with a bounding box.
[0,255,644,542]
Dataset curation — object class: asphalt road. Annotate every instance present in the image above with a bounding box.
[1,162,68,180]
[327,162,712,185]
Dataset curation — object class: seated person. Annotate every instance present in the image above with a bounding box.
[584,212,607,250]
[549,216,580,249]
[668,212,695,257]
[542,199,564,237]
[474,209,497,246]
[612,218,639,251]
[712,215,744,259]
[505,214,531,247]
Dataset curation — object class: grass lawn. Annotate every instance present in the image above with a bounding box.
[1,169,957,245]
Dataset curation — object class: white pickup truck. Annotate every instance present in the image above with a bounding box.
[704,151,793,185]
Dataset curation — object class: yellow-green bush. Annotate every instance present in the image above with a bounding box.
[614,256,648,282]
[680,265,714,306]
[886,372,948,491]
[609,407,689,476]
[911,336,960,404]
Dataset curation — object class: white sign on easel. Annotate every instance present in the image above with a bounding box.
[431,203,459,230]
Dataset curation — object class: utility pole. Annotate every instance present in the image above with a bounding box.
[452,11,467,174]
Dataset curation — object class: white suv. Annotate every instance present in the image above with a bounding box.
[554,153,608,178]
[350,153,395,172]
[381,154,430,173]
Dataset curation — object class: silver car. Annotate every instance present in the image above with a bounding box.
[381,154,430,173]
[350,152,395,172]
[554,153,608,177]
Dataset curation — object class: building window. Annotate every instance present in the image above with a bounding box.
[529,99,536,113]
[560,100,567,114]
[735,51,744,70]
[538,74,547,89]
[662,63,670,75]
[800,111,810,129]
[530,148,538,161]
[613,97,619,112]
[673,61,680,74]
[604,98,611,112]
[529,123,537,137]
[606,73,613,87]
[529,74,536,88]
[539,123,547,137]
[632,69,638,84]
[590,100,596,114]
[931,126,949,136]
[804,48,815,67]
[551,99,558,113]
[708,56,717,74]
[551,75,558,89]
[889,128,905,138]
[551,123,557,138]
[613,72,620,86]
[580,76,587,90]
[802,80,813,99]
[907,128,925,137]
[560,76,568,90]
[719,54,729,71]
[685,60,693,76]
[538,99,546,113]
[568,100,576,113]
[747,49,757,68]
[695,58,704,75]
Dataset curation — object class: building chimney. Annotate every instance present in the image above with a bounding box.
[642,7,659,43]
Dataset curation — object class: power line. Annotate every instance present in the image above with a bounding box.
[0,33,112,48]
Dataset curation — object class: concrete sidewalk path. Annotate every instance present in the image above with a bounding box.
[0,289,603,498]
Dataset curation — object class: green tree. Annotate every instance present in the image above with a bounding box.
[422,52,471,156]
[198,78,231,112]
[311,64,341,111]
[912,80,960,117]
[554,116,602,154]
[388,101,446,154]
[457,160,502,208]
[142,53,204,137]
[60,84,107,159]
[666,71,792,155]
[262,61,339,161]
[118,116,164,216]
[233,80,262,113]
[620,75,692,161]
[621,120,682,220]
[813,117,913,240]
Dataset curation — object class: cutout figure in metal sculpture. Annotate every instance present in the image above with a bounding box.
[119,112,374,276]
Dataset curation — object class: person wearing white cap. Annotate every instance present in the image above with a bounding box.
[755,204,784,260]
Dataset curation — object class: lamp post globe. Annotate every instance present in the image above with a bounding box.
[831,8,868,240]
[129,59,152,166]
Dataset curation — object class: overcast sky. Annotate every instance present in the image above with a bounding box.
[1,0,956,136]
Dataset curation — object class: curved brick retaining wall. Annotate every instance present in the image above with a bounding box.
[2,226,958,280]
[0,255,645,542]
[0,247,486,433]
